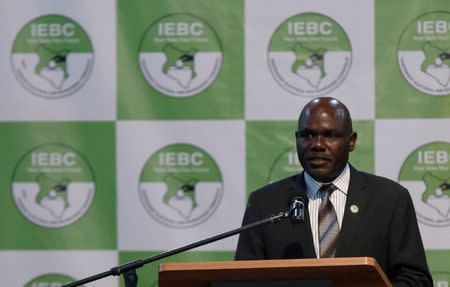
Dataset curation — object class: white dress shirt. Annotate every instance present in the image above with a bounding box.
[304,164,350,258]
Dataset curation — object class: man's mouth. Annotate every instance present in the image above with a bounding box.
[307,156,330,165]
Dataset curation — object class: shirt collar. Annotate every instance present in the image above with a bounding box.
[304,163,350,198]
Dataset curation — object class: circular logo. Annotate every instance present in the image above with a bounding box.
[139,14,223,97]
[267,146,301,183]
[268,13,352,97]
[11,14,94,98]
[398,12,450,96]
[24,273,78,287]
[24,273,79,287]
[398,141,450,227]
[139,143,223,228]
[11,143,95,228]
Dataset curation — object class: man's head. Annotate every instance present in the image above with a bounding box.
[296,97,357,182]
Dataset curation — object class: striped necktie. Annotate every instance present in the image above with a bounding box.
[318,183,339,258]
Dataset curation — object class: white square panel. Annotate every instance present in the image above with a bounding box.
[117,120,246,251]
[245,0,374,120]
[0,0,115,120]
[376,119,450,249]
[0,251,118,287]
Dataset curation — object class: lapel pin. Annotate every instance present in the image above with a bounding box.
[350,205,359,214]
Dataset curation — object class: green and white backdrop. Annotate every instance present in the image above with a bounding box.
[1,0,450,286]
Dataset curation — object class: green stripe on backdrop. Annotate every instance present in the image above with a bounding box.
[376,0,450,118]
[246,120,374,198]
[0,122,116,249]
[117,0,244,119]
[119,251,234,287]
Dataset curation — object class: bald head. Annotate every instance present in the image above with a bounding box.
[299,97,353,135]
[296,97,357,182]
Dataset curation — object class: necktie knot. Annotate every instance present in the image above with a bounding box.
[319,183,336,198]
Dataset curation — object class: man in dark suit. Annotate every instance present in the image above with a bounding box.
[235,97,432,287]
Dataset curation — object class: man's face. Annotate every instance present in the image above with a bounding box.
[296,106,357,182]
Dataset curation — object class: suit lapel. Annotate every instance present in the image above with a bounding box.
[335,167,369,257]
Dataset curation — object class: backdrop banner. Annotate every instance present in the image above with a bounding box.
[0,0,449,286]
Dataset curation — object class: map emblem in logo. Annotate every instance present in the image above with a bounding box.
[398,142,450,227]
[268,13,352,97]
[12,143,95,228]
[11,14,94,98]
[139,14,223,97]
[398,12,450,96]
[24,273,79,287]
[139,143,223,228]
[267,146,301,183]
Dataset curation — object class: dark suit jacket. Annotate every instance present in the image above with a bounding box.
[235,166,432,287]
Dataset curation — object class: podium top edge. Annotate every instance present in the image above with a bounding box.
[159,257,378,271]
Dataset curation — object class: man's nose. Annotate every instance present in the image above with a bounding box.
[311,135,326,149]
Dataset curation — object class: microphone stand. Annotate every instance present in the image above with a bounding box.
[62,205,300,287]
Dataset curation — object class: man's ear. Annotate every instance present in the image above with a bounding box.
[349,132,357,151]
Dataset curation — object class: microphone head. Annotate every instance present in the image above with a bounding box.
[290,197,305,223]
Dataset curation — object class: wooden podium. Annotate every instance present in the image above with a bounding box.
[159,257,392,287]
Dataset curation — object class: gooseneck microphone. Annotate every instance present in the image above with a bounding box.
[290,197,305,223]
[63,199,296,287]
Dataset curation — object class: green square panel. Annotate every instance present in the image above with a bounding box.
[427,250,450,286]
[246,120,374,197]
[0,122,116,249]
[376,0,450,118]
[117,0,244,119]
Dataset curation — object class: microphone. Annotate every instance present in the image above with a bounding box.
[290,197,305,223]
[63,203,291,287]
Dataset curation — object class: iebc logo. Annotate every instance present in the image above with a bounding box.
[11,143,95,228]
[267,146,300,183]
[24,273,80,287]
[139,143,223,228]
[268,13,352,97]
[398,142,450,227]
[398,12,450,96]
[11,14,94,98]
[139,14,223,97]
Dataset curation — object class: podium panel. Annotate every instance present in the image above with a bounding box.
[213,280,330,287]
[159,257,392,287]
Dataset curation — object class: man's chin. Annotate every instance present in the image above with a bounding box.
[305,167,336,182]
